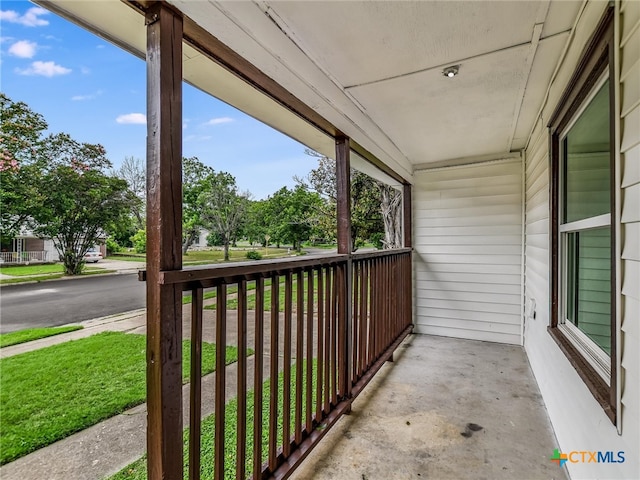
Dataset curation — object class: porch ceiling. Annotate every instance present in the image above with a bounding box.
[38,0,582,182]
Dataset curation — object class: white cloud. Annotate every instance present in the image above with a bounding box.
[0,7,49,27]
[204,117,234,126]
[116,113,146,125]
[16,60,71,77]
[185,134,212,142]
[8,40,37,58]
[80,66,91,75]
[0,36,14,44]
[71,90,103,101]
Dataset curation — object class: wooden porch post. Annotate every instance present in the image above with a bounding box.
[335,136,352,401]
[403,183,412,248]
[402,183,413,329]
[336,136,351,255]
[146,4,184,479]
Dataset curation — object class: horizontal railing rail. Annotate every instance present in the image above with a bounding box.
[143,248,412,479]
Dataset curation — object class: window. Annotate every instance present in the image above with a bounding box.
[549,8,616,422]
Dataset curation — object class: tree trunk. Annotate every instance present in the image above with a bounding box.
[182,230,197,255]
[223,241,230,261]
[62,249,84,275]
[381,186,402,249]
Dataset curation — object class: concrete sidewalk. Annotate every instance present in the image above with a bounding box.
[0,298,284,480]
[0,309,146,359]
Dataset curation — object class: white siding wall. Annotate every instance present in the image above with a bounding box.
[523,1,639,478]
[413,159,523,345]
[43,239,58,262]
[619,0,640,464]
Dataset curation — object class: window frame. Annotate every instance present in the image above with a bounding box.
[548,7,616,423]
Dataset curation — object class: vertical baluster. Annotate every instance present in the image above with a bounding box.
[352,262,359,381]
[189,287,203,480]
[407,253,412,329]
[268,275,279,472]
[283,272,293,457]
[373,259,378,357]
[316,267,324,421]
[236,280,247,480]
[331,265,338,406]
[362,261,366,372]
[395,255,400,337]
[361,260,368,373]
[386,256,390,347]
[295,270,304,444]
[337,263,345,400]
[323,267,331,414]
[305,269,314,433]
[253,277,264,480]
[214,283,227,480]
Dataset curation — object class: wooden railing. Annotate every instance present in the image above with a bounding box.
[150,248,412,479]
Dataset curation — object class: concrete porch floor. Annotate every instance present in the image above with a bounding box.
[291,334,568,480]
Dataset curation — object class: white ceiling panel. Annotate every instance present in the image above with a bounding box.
[264,0,546,87]
[348,44,530,163]
[36,0,583,179]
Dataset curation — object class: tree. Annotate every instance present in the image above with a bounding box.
[116,156,146,230]
[266,185,323,251]
[199,171,249,261]
[296,150,389,250]
[182,156,214,254]
[0,93,48,241]
[244,200,271,246]
[31,133,131,275]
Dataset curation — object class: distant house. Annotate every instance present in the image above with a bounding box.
[0,228,106,265]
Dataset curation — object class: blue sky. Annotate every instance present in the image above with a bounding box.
[0,1,315,199]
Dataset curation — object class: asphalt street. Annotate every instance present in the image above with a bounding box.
[0,273,146,333]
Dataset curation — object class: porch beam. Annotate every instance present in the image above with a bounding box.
[145,4,184,480]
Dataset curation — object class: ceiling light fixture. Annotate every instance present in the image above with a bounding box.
[443,65,459,78]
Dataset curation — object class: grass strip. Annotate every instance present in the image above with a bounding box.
[111,248,290,265]
[210,276,319,311]
[0,264,64,276]
[0,268,114,285]
[0,332,246,464]
[0,326,83,348]
[111,361,317,479]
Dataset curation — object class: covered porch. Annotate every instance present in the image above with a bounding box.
[31,0,640,479]
[292,334,563,480]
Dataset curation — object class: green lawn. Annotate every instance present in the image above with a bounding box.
[111,361,316,479]
[0,264,113,285]
[0,332,246,464]
[185,279,277,305]
[111,248,291,266]
[0,264,63,276]
[213,276,318,311]
[0,326,83,348]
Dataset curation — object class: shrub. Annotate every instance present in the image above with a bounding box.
[130,229,146,254]
[370,232,384,250]
[246,250,262,260]
[105,238,122,255]
[206,231,223,247]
